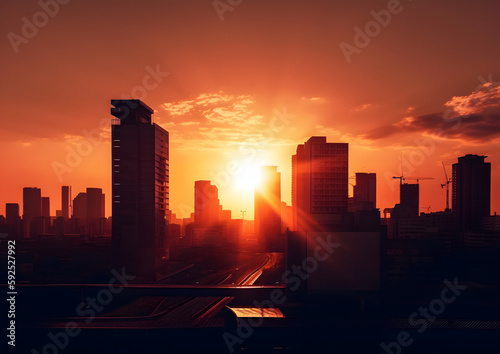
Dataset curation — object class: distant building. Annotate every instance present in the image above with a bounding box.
[352,172,376,210]
[86,188,105,236]
[452,154,491,232]
[41,197,50,217]
[400,183,419,218]
[73,193,87,222]
[255,166,282,252]
[5,203,20,240]
[292,137,348,232]
[23,187,42,238]
[111,99,169,282]
[62,186,71,219]
[194,181,220,226]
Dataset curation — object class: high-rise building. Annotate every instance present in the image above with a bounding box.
[41,196,51,233]
[255,166,281,251]
[62,186,70,219]
[111,99,169,282]
[353,172,376,210]
[73,193,87,221]
[194,180,220,226]
[400,183,419,218]
[452,154,491,231]
[23,187,42,238]
[86,188,105,236]
[41,197,50,217]
[5,203,20,240]
[292,137,348,232]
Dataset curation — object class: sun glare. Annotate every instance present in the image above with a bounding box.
[235,163,262,191]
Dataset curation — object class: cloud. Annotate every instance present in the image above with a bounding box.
[353,103,374,112]
[180,121,200,126]
[362,112,500,143]
[158,92,291,151]
[300,96,324,103]
[360,83,500,144]
[161,100,195,116]
[445,82,500,116]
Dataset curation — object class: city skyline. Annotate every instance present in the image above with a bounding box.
[1,1,500,219]
[1,147,498,221]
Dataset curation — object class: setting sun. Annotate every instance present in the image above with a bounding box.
[234,163,263,191]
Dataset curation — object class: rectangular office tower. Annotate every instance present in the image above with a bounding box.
[61,186,70,219]
[292,137,348,232]
[23,187,42,238]
[452,154,491,232]
[255,166,282,252]
[400,183,419,218]
[111,99,169,282]
[194,181,220,227]
[352,172,377,211]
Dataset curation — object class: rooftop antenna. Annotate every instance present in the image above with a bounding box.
[240,209,246,220]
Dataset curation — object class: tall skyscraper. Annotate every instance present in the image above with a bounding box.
[23,187,41,238]
[255,166,281,251]
[353,172,376,209]
[62,186,70,219]
[452,154,491,231]
[194,181,220,226]
[292,137,348,232]
[111,99,169,282]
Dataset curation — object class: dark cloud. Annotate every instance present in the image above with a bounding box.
[362,112,500,143]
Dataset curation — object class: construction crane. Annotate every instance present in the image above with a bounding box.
[392,175,405,185]
[405,177,435,183]
[392,176,435,184]
[441,161,452,211]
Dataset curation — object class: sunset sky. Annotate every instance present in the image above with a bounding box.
[1,0,500,219]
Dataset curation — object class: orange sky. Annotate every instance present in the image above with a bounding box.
[1,0,500,219]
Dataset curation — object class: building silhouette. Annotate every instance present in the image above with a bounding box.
[452,154,491,231]
[73,192,87,222]
[255,166,282,251]
[351,172,377,211]
[86,188,105,236]
[400,183,419,218]
[5,203,20,240]
[194,180,220,226]
[111,99,169,282]
[41,197,50,217]
[61,186,71,220]
[23,187,42,238]
[292,137,348,232]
